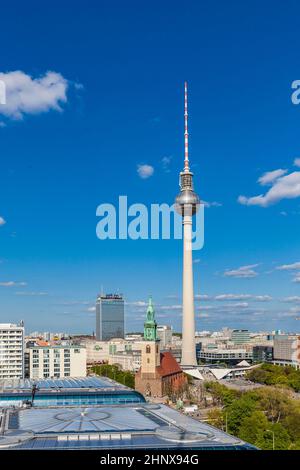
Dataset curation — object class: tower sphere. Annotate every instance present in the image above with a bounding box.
[175,188,200,215]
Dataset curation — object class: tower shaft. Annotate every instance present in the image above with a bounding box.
[182,213,197,366]
[175,82,200,367]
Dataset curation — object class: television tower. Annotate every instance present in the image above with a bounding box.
[175,82,200,367]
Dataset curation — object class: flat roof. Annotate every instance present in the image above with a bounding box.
[0,376,129,393]
[0,403,256,450]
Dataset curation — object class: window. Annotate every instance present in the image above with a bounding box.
[146,345,151,354]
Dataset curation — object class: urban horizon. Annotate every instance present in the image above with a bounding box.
[1,2,300,336]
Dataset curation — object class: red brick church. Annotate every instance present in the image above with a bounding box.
[135,297,186,397]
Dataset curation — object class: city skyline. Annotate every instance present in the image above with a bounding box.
[1,1,300,333]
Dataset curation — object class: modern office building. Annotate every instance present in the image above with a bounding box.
[26,345,86,379]
[253,345,273,363]
[0,323,24,380]
[198,348,253,365]
[231,329,250,345]
[157,325,172,349]
[273,335,300,369]
[96,294,125,341]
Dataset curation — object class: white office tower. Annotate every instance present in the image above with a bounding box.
[0,323,25,380]
[175,82,200,367]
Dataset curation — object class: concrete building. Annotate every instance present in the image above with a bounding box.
[108,350,141,372]
[96,294,124,341]
[231,329,250,345]
[76,338,110,365]
[198,347,253,365]
[175,82,200,367]
[273,334,300,369]
[26,345,86,379]
[157,325,172,349]
[0,323,24,380]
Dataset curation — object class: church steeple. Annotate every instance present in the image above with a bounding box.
[144,296,157,341]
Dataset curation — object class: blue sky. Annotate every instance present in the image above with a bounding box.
[1,0,300,333]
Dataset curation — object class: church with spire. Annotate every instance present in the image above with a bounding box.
[135,297,186,398]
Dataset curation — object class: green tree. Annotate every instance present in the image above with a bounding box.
[238,410,269,445]
[207,408,224,430]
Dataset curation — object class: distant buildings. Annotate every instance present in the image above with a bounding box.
[273,334,300,369]
[96,294,124,341]
[26,345,86,379]
[231,329,250,345]
[0,323,24,380]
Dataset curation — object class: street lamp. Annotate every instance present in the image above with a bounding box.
[266,429,275,450]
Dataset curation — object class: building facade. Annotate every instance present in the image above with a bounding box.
[26,345,86,379]
[231,329,250,345]
[273,335,300,369]
[198,348,253,365]
[253,345,274,363]
[96,294,124,341]
[157,325,173,349]
[0,323,24,380]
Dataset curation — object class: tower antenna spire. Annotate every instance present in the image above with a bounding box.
[184,81,189,172]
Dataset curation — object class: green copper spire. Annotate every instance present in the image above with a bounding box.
[144,296,157,341]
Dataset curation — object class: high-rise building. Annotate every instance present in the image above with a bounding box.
[0,323,24,380]
[96,294,125,341]
[157,325,173,349]
[231,329,250,345]
[175,82,200,366]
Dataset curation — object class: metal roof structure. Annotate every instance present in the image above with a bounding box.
[0,376,145,408]
[0,376,127,393]
[0,403,256,450]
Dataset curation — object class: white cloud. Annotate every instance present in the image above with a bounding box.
[294,158,300,168]
[15,291,48,296]
[126,301,148,307]
[238,170,300,207]
[160,304,182,311]
[0,70,69,120]
[0,217,6,226]
[0,281,27,287]
[276,261,300,271]
[202,200,222,208]
[137,164,154,179]
[223,264,259,279]
[281,296,300,303]
[258,169,288,185]
[195,294,212,301]
[214,293,272,302]
[293,274,300,283]
[161,156,172,172]
[87,306,96,312]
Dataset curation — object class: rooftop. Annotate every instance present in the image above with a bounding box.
[0,376,129,393]
[0,403,256,450]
